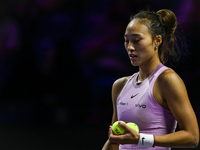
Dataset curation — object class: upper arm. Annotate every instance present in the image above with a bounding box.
[102,77,128,150]
[111,77,129,124]
[159,70,199,136]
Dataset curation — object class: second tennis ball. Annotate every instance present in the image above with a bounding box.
[127,122,139,133]
[112,121,126,135]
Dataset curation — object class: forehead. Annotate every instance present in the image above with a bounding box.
[125,19,151,37]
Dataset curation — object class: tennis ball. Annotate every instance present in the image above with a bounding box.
[112,121,126,135]
[127,122,139,133]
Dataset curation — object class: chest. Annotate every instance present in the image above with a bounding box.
[117,80,153,123]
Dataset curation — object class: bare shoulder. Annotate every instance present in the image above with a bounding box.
[112,76,131,101]
[113,76,131,90]
[157,68,187,100]
[157,69,183,86]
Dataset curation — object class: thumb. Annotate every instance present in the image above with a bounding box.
[118,121,138,134]
[118,121,131,132]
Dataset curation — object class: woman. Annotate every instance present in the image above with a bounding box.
[102,9,199,150]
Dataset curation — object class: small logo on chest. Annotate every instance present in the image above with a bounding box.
[131,93,139,99]
[135,103,146,108]
[117,101,128,106]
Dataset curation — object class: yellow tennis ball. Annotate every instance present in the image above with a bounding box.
[127,122,139,133]
[112,121,126,135]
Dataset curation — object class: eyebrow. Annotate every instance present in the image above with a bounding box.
[124,34,142,37]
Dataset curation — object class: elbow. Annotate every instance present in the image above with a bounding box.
[183,131,199,148]
[190,141,199,148]
[190,134,199,148]
[194,131,199,148]
[193,137,199,148]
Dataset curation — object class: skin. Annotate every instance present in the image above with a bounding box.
[102,19,199,149]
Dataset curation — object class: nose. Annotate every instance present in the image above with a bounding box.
[127,42,135,51]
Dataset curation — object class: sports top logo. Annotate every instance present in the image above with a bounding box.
[117,101,128,106]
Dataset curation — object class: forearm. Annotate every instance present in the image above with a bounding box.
[102,140,119,150]
[155,130,199,148]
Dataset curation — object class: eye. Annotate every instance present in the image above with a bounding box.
[134,39,141,43]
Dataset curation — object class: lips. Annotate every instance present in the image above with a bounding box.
[129,54,137,58]
[129,54,137,62]
[130,54,135,57]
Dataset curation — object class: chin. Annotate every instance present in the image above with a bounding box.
[131,61,139,67]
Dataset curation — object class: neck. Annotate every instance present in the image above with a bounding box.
[138,61,161,81]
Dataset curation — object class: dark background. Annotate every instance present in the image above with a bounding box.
[0,0,199,149]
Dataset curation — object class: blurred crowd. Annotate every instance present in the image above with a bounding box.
[0,0,199,126]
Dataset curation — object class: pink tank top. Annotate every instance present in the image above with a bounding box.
[117,63,177,150]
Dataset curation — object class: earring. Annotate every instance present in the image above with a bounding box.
[155,46,158,49]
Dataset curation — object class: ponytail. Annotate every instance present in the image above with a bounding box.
[130,9,187,66]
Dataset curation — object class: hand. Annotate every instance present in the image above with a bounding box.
[109,121,140,145]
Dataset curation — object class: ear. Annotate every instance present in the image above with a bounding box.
[154,35,162,47]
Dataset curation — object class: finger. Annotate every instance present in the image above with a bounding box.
[109,126,114,137]
[109,134,123,144]
[118,121,131,132]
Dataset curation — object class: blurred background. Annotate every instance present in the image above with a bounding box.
[0,0,199,149]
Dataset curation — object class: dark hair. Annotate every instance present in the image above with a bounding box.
[130,9,186,66]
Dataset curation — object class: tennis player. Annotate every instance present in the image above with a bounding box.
[102,9,199,150]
